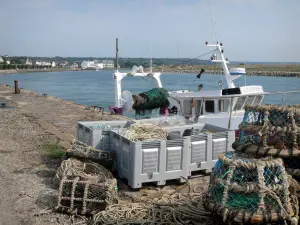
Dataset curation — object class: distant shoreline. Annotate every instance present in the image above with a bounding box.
[0,68,82,75]
[153,64,300,78]
[1,64,300,77]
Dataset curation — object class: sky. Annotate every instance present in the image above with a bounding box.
[0,0,299,62]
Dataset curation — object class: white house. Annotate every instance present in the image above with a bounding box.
[0,57,4,63]
[51,61,56,67]
[25,58,32,65]
[94,60,103,69]
[102,59,114,68]
[81,60,95,69]
[6,60,10,64]
[71,63,79,68]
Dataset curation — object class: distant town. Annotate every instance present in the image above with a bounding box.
[0,55,214,71]
[0,56,116,70]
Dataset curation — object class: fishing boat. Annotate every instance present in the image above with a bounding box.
[110,39,299,133]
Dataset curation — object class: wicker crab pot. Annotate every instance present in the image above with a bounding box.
[56,177,119,216]
[203,152,299,225]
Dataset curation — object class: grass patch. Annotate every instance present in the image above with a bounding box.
[43,142,65,158]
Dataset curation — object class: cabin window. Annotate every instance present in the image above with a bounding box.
[244,96,255,106]
[183,100,192,115]
[233,96,247,111]
[219,99,230,112]
[252,96,263,105]
[205,100,215,113]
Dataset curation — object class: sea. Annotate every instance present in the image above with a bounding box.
[0,70,299,117]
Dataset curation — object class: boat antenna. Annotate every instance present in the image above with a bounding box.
[115,38,119,72]
[206,0,218,43]
[177,43,179,91]
[244,61,247,86]
[150,41,153,74]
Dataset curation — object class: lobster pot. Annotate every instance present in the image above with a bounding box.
[53,158,114,186]
[56,177,118,216]
[77,120,135,150]
[164,123,235,174]
[204,152,299,224]
[235,105,300,158]
[66,140,115,169]
[110,130,189,189]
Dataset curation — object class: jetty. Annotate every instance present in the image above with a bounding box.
[0,84,210,224]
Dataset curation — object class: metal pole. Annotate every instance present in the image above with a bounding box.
[14,80,20,94]
[116,38,119,71]
[281,94,285,106]
[228,97,233,129]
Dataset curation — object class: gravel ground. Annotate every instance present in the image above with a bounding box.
[0,84,210,225]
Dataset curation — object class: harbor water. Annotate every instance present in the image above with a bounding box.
[0,70,299,117]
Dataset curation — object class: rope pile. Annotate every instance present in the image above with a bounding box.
[204,152,299,225]
[92,182,212,225]
[132,88,170,115]
[123,123,168,142]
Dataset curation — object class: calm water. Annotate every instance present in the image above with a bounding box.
[0,70,299,116]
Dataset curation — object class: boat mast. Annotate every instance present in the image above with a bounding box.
[206,42,241,89]
[116,38,119,72]
[150,41,153,74]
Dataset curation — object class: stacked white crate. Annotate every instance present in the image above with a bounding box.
[76,119,234,189]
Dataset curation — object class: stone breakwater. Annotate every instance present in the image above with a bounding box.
[156,69,300,77]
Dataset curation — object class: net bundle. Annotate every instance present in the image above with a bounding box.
[132,88,170,115]
[204,152,299,225]
[235,105,300,157]
[56,177,119,216]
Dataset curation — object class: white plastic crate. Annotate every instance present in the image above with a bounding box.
[164,123,235,175]
[110,130,189,189]
[77,120,135,150]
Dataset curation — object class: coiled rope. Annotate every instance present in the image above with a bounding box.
[92,180,212,225]
[123,123,168,142]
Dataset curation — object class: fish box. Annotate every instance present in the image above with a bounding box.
[77,120,135,150]
[110,130,189,189]
[164,123,235,175]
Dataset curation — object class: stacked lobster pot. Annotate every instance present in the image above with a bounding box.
[234,105,300,182]
[203,104,300,224]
